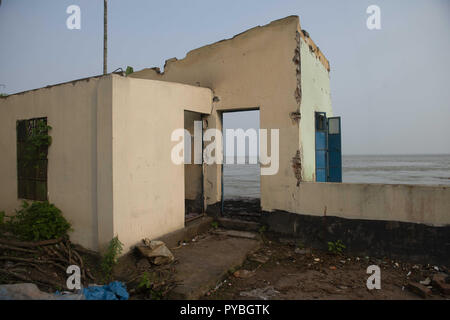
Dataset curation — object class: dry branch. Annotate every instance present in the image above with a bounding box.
[0,237,63,248]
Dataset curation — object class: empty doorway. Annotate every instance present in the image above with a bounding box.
[221,109,261,221]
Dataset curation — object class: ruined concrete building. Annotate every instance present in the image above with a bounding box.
[0,16,448,263]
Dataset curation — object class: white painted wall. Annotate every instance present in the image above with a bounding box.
[299,37,333,182]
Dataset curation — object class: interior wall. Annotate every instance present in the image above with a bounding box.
[184,110,203,213]
[109,76,212,251]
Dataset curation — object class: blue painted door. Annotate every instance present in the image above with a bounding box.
[327,117,342,182]
[315,112,327,182]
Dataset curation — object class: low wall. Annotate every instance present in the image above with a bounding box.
[263,182,450,265]
[267,182,450,227]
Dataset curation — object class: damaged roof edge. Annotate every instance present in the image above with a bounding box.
[0,72,125,99]
[136,15,330,76]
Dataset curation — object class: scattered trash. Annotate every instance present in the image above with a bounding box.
[83,281,129,300]
[233,270,255,279]
[54,290,85,300]
[294,248,310,255]
[329,266,337,270]
[433,266,439,272]
[0,283,57,300]
[406,271,411,277]
[1,282,128,300]
[419,277,431,286]
[136,238,175,265]
[248,254,269,264]
[314,258,320,262]
[240,286,279,300]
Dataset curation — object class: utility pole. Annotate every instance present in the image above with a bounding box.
[103,0,107,75]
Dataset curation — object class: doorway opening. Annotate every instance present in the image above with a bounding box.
[184,110,204,222]
[221,109,261,221]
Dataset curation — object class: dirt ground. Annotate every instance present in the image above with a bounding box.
[1,223,448,300]
[203,234,449,300]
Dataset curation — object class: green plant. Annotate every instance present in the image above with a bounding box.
[211,221,219,229]
[0,211,5,225]
[28,120,52,158]
[9,201,71,241]
[21,119,52,168]
[258,225,267,234]
[137,272,164,300]
[327,240,346,255]
[138,271,152,290]
[101,236,123,280]
[125,66,134,76]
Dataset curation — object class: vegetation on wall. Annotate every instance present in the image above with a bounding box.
[8,201,71,241]
[125,66,134,76]
[24,120,52,166]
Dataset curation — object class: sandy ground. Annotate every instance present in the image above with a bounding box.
[203,234,449,300]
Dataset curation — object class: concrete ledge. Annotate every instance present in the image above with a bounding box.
[266,182,450,227]
[217,217,262,232]
[262,210,450,265]
[156,216,213,249]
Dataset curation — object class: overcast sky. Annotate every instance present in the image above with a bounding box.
[0,0,449,155]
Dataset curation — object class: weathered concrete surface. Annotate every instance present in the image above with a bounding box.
[268,182,450,226]
[168,234,260,299]
[157,216,213,249]
[217,217,262,232]
[263,210,450,265]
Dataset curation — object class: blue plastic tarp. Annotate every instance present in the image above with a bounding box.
[83,281,129,300]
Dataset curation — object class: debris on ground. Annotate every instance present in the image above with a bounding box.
[0,237,96,292]
[82,281,129,300]
[419,277,431,286]
[233,270,255,279]
[240,286,280,300]
[212,229,258,240]
[136,239,174,265]
[407,281,432,298]
[248,254,269,264]
[0,283,57,300]
[205,233,449,300]
[432,273,450,295]
[294,248,311,255]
